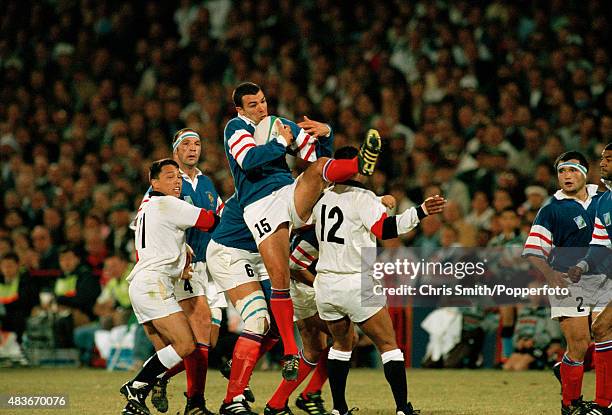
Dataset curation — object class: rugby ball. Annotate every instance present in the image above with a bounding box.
[253,115,282,145]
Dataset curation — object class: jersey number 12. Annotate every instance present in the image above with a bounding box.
[320,204,344,244]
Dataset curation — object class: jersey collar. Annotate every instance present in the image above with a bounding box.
[603,178,612,191]
[339,180,367,190]
[238,113,257,127]
[180,168,203,190]
[149,191,165,197]
[553,184,599,210]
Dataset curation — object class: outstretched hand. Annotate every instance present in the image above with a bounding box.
[381,195,397,209]
[297,116,331,137]
[422,195,446,215]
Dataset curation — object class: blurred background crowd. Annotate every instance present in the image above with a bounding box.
[0,0,610,369]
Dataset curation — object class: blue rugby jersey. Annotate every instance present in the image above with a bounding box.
[289,227,319,275]
[223,114,333,209]
[142,169,223,263]
[214,127,334,253]
[582,182,612,274]
[211,194,258,253]
[522,184,603,272]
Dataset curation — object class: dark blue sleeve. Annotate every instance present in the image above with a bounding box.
[583,245,612,275]
[317,127,334,158]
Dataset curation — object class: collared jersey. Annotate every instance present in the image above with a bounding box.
[180,169,223,262]
[313,183,387,276]
[141,169,223,263]
[522,184,603,272]
[224,114,332,209]
[128,193,203,281]
[215,119,334,251]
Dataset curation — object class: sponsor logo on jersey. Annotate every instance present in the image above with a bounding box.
[604,212,611,226]
[573,215,586,229]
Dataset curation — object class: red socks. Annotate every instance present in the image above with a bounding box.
[270,289,298,355]
[561,354,584,406]
[225,333,263,403]
[594,340,612,407]
[302,347,329,396]
[268,352,317,409]
[163,360,185,380]
[322,158,358,183]
[185,343,209,398]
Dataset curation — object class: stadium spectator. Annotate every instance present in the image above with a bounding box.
[0,253,39,342]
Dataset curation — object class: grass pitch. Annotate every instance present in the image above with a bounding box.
[0,367,595,414]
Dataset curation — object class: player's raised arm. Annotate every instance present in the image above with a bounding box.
[369,195,446,240]
[225,120,288,172]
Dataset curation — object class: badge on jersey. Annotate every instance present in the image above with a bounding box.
[207,192,215,206]
[604,212,611,226]
[573,215,586,229]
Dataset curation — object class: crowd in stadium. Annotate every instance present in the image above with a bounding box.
[0,0,610,374]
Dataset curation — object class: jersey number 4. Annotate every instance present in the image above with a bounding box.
[320,204,344,244]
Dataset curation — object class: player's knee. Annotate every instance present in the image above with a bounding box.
[592,317,611,342]
[567,337,591,359]
[174,339,196,357]
[237,291,270,335]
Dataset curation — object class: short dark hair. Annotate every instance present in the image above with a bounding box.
[232,82,261,108]
[149,158,179,181]
[554,151,589,171]
[334,146,359,160]
[58,244,83,258]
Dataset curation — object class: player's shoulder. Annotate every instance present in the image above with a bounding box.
[224,116,249,137]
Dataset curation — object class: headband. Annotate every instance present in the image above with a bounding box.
[557,161,587,177]
[172,130,200,151]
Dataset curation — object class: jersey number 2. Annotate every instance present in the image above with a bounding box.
[321,205,344,244]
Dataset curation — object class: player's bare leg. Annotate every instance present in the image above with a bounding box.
[121,313,196,415]
[558,316,592,411]
[359,308,418,415]
[258,223,300,381]
[591,302,612,411]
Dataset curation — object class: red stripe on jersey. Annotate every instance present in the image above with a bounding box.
[195,209,216,231]
[296,246,315,262]
[297,134,311,151]
[524,244,550,256]
[216,202,225,214]
[234,143,256,160]
[290,254,309,269]
[135,250,139,262]
[303,143,316,161]
[230,134,253,152]
[595,223,606,230]
[370,213,388,239]
[592,234,608,240]
[528,232,552,245]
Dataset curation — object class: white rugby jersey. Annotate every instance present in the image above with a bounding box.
[313,182,388,276]
[127,192,203,281]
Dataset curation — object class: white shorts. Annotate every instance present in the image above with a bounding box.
[291,280,318,321]
[174,261,208,302]
[550,274,612,319]
[243,180,308,246]
[129,273,182,324]
[206,275,227,309]
[206,239,269,292]
[314,273,386,323]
